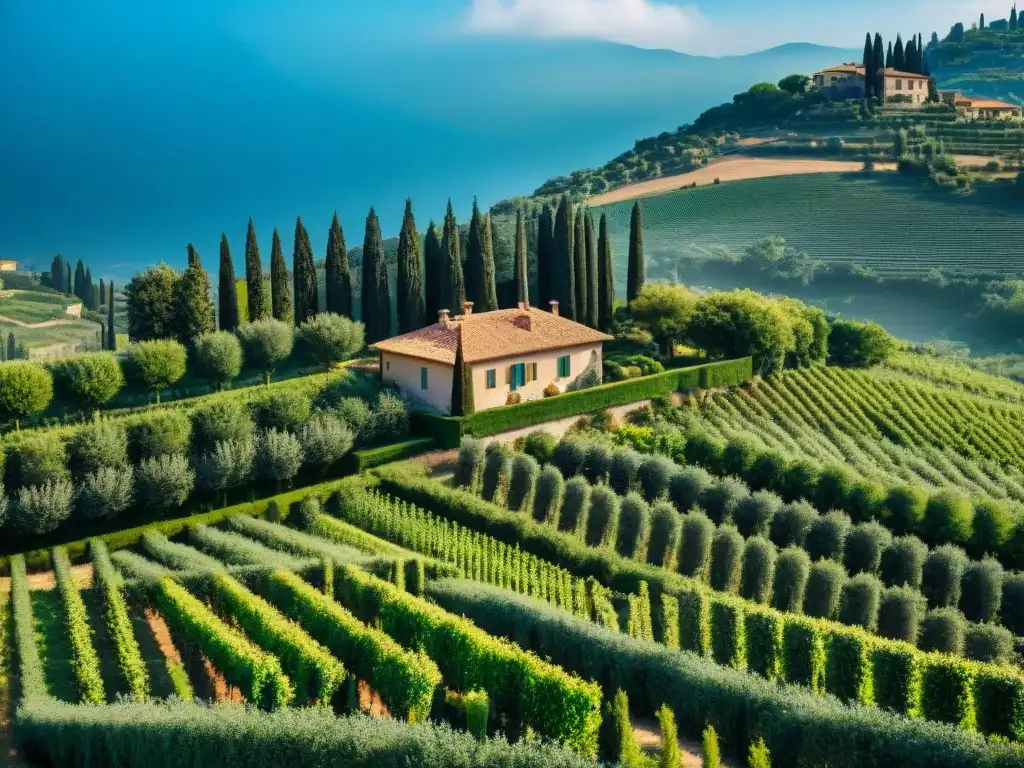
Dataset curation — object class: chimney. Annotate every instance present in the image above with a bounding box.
[517,301,526,310]
[463,301,474,316]
[438,309,450,328]
[549,300,559,316]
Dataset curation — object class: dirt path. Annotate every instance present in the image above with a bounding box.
[357,679,390,718]
[0,564,94,595]
[587,156,898,205]
[632,715,737,768]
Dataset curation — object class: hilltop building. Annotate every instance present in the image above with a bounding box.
[939,90,1022,119]
[811,63,931,105]
[372,301,611,415]
[0,260,18,272]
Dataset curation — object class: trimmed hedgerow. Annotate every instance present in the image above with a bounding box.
[589,483,627,546]
[52,547,105,704]
[506,453,540,514]
[885,485,928,536]
[700,476,748,526]
[739,536,776,605]
[523,430,557,465]
[636,455,676,502]
[960,558,1004,623]
[880,536,928,589]
[563,478,594,540]
[922,544,968,609]
[843,522,892,576]
[964,624,1015,665]
[871,644,921,716]
[772,547,811,614]
[920,608,967,656]
[803,559,846,620]
[974,667,1024,741]
[814,465,856,515]
[709,525,744,594]
[188,524,306,570]
[481,445,512,506]
[678,588,711,656]
[920,656,975,729]
[1002,572,1024,636]
[744,605,782,680]
[747,451,789,494]
[824,626,873,705]
[781,616,825,692]
[553,439,587,479]
[921,490,974,548]
[733,490,781,539]
[971,499,1014,560]
[533,466,565,526]
[581,443,612,486]
[616,492,651,561]
[141,531,225,572]
[877,586,927,644]
[667,466,713,515]
[722,437,759,478]
[804,511,852,562]
[608,448,642,496]
[454,438,485,492]
[838,573,882,632]
[769,501,818,549]
[678,510,715,579]
[778,458,819,503]
[647,502,681,569]
[710,599,746,670]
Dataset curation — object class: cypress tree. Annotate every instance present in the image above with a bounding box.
[863,33,875,98]
[65,264,72,298]
[597,213,615,331]
[50,254,64,293]
[981,13,985,29]
[85,268,95,310]
[361,207,391,343]
[424,220,443,323]
[584,210,598,328]
[573,204,587,321]
[552,194,575,319]
[397,198,425,332]
[885,41,893,69]
[292,216,318,325]
[218,234,240,331]
[464,199,486,310]
[536,204,554,309]
[441,200,466,315]
[481,213,498,311]
[92,285,99,313]
[905,37,917,75]
[873,34,885,96]
[7,333,15,361]
[325,211,353,318]
[107,282,116,350]
[270,227,292,324]
[174,243,215,344]
[893,34,905,71]
[73,259,86,303]
[513,208,528,305]
[450,323,474,417]
[1013,6,1018,31]
[627,201,645,305]
[99,278,106,309]
[244,217,266,322]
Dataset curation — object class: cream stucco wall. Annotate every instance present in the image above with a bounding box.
[381,353,454,414]
[470,343,602,411]
[885,75,928,104]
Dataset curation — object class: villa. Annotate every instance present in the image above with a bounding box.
[811,64,932,104]
[372,301,612,415]
[940,90,1022,119]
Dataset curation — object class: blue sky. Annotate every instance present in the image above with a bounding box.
[229,0,993,56]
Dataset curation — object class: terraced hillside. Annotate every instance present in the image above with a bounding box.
[594,173,1024,278]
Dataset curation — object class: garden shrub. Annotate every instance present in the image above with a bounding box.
[771,547,810,613]
[921,544,968,609]
[6,433,68,489]
[454,438,485,491]
[884,485,927,535]
[191,401,254,451]
[135,453,195,511]
[877,586,926,643]
[647,501,681,569]
[677,588,710,655]
[919,608,967,655]
[733,490,782,538]
[1001,572,1024,635]
[583,484,616,546]
[14,479,74,535]
[871,644,921,716]
[506,453,540,514]
[959,557,1003,623]
[523,430,557,465]
[768,501,817,549]
[128,410,191,461]
[682,430,724,473]
[710,599,746,669]
[744,606,782,680]
[970,499,1014,558]
[480,444,512,505]
[552,438,587,479]
[879,536,927,588]
[335,398,370,436]
[804,510,852,562]
[678,510,714,579]
[615,492,651,560]
[802,559,846,620]
[974,668,1024,741]
[667,466,713,514]
[921,490,973,547]
[295,313,364,370]
[0,361,52,429]
[562,477,594,537]
[843,521,891,576]
[237,318,294,384]
[197,437,254,494]
[299,412,354,469]
[920,657,975,728]
[360,392,410,447]
[252,390,313,432]
[722,437,759,478]
[255,430,303,486]
[533,466,565,526]
[709,525,744,594]
[847,480,886,523]
[837,573,882,631]
[581,443,612,485]
[191,331,243,390]
[781,616,824,691]
[125,340,187,402]
[637,454,675,502]
[814,465,855,513]
[777,458,819,502]
[68,422,129,478]
[608,447,642,495]
[77,466,134,521]
[739,536,776,605]
[746,450,788,493]
[824,627,872,704]
[964,623,1014,664]
[700,476,749,526]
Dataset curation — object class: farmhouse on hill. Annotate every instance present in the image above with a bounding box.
[372,301,612,416]
[811,63,931,104]
[0,260,17,272]
[940,90,1022,119]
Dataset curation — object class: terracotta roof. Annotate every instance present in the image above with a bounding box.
[815,64,864,76]
[964,98,1020,110]
[881,68,929,79]
[372,305,613,365]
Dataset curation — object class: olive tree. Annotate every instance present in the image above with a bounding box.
[296,313,365,370]
[14,479,74,535]
[125,340,187,403]
[191,331,243,391]
[0,361,53,430]
[51,353,125,416]
[236,319,293,385]
[76,466,134,521]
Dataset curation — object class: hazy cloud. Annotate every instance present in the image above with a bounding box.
[463,0,710,52]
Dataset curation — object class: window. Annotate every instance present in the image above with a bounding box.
[557,355,571,378]
[486,369,496,389]
[531,362,538,381]
[895,79,902,90]
[385,361,390,371]
[420,367,428,390]
[510,363,526,391]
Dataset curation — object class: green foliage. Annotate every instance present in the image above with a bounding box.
[600,689,640,764]
[678,588,711,656]
[669,466,714,513]
[173,244,215,344]
[616,492,651,560]
[739,536,776,604]
[824,626,873,705]
[559,477,592,540]
[129,409,192,461]
[462,689,490,739]
[89,539,149,699]
[920,656,975,729]
[656,704,681,768]
[877,586,926,643]
[507,453,540,514]
[922,490,974,547]
[51,353,124,412]
[252,389,312,432]
[125,340,187,401]
[135,453,194,510]
[769,501,817,549]
[971,499,1014,558]
[68,422,129,478]
[922,544,968,609]
[523,430,557,465]
[237,319,294,384]
[1002,573,1024,635]
[454,438,485,492]
[771,547,810,613]
[782,616,824,691]
[14,479,73,534]
[154,576,293,709]
[701,724,721,768]
[630,283,696,357]
[124,263,178,341]
[77,466,134,521]
[481,445,511,506]
[679,510,715,579]
[700,476,748,526]
[871,643,922,716]
[838,573,882,631]
[805,510,852,562]
[609,447,642,496]
[189,523,305,570]
[880,536,927,588]
[687,290,798,376]
[255,429,303,485]
[710,599,746,669]
[921,607,967,655]
[813,465,855,514]
[748,737,772,768]
[637,454,675,502]
[6,432,69,489]
[734,490,781,539]
[0,361,53,427]
[803,559,845,620]
[973,667,1024,741]
[52,547,105,704]
[534,465,565,526]
[885,486,927,535]
[709,525,744,594]
[298,412,354,469]
[960,558,1004,623]
[964,623,1014,665]
[648,501,681,569]
[191,400,253,450]
[295,313,364,370]
[141,530,226,571]
[844,522,892,576]
[192,331,243,390]
[827,319,897,368]
[744,606,782,680]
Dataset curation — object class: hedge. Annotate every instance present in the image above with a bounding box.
[89,539,149,700]
[14,699,595,768]
[426,579,1024,768]
[347,438,435,473]
[411,358,753,448]
[52,547,105,704]
[9,554,48,700]
[225,515,366,565]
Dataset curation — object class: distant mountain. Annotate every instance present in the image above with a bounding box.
[0,0,861,279]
